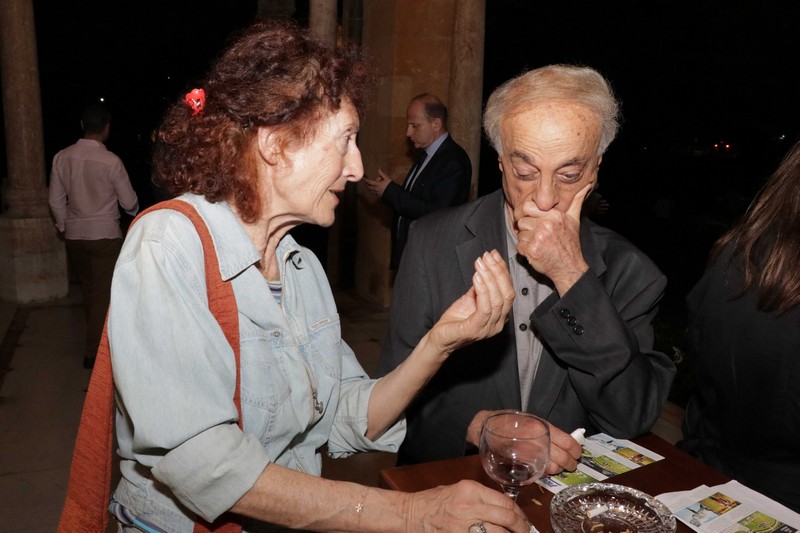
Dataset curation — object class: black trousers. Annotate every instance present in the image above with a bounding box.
[65,238,122,361]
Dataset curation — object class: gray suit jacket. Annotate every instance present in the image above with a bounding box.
[377,189,676,464]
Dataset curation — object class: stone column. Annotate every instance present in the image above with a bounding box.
[0,0,68,303]
[448,0,485,201]
[0,0,47,219]
[356,0,486,306]
[310,0,338,44]
[342,0,363,42]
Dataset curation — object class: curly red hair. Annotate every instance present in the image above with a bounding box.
[152,19,374,223]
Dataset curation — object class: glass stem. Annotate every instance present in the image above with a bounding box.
[504,487,520,501]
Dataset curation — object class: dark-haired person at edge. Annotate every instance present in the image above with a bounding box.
[377,65,676,467]
[680,139,800,513]
[102,21,538,533]
[363,93,471,269]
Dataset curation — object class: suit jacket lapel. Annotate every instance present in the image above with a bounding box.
[403,151,427,190]
[408,135,453,192]
[457,190,522,409]
[458,189,506,288]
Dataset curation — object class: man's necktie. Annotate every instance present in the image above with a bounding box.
[403,151,428,191]
[397,151,428,234]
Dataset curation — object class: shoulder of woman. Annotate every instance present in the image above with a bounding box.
[123,208,204,266]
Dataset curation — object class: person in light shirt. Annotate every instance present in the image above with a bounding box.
[48,103,139,369]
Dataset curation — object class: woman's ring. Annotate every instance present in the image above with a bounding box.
[468,522,488,533]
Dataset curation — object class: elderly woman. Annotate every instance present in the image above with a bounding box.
[105,20,529,533]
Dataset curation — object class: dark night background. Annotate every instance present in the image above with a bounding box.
[2,1,799,404]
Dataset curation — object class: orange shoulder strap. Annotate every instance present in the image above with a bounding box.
[58,200,242,533]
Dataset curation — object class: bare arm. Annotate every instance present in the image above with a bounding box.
[231,462,531,532]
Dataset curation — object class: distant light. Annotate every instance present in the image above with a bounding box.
[779,134,786,140]
[713,142,732,151]
[99,97,105,102]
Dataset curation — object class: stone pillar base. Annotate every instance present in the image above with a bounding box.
[0,215,68,303]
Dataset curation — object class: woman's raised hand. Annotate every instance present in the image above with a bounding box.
[429,250,514,354]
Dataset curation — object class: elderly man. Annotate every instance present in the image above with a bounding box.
[364,93,471,269]
[377,65,676,466]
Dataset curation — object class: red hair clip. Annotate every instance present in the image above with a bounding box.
[184,88,206,116]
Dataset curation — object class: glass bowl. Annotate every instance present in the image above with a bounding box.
[550,482,677,533]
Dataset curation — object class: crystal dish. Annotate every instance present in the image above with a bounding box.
[550,482,677,533]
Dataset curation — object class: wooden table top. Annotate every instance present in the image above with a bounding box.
[380,433,729,532]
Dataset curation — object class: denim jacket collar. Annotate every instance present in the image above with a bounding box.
[177,193,304,282]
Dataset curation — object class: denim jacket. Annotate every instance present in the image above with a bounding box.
[108,194,405,532]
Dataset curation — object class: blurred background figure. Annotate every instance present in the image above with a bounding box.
[364,93,471,269]
[47,103,139,369]
[680,138,800,513]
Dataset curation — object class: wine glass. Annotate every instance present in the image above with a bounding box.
[479,411,550,501]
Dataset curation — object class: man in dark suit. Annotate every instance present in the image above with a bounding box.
[377,65,676,466]
[364,93,471,269]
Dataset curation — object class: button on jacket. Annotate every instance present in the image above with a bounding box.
[109,194,405,531]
